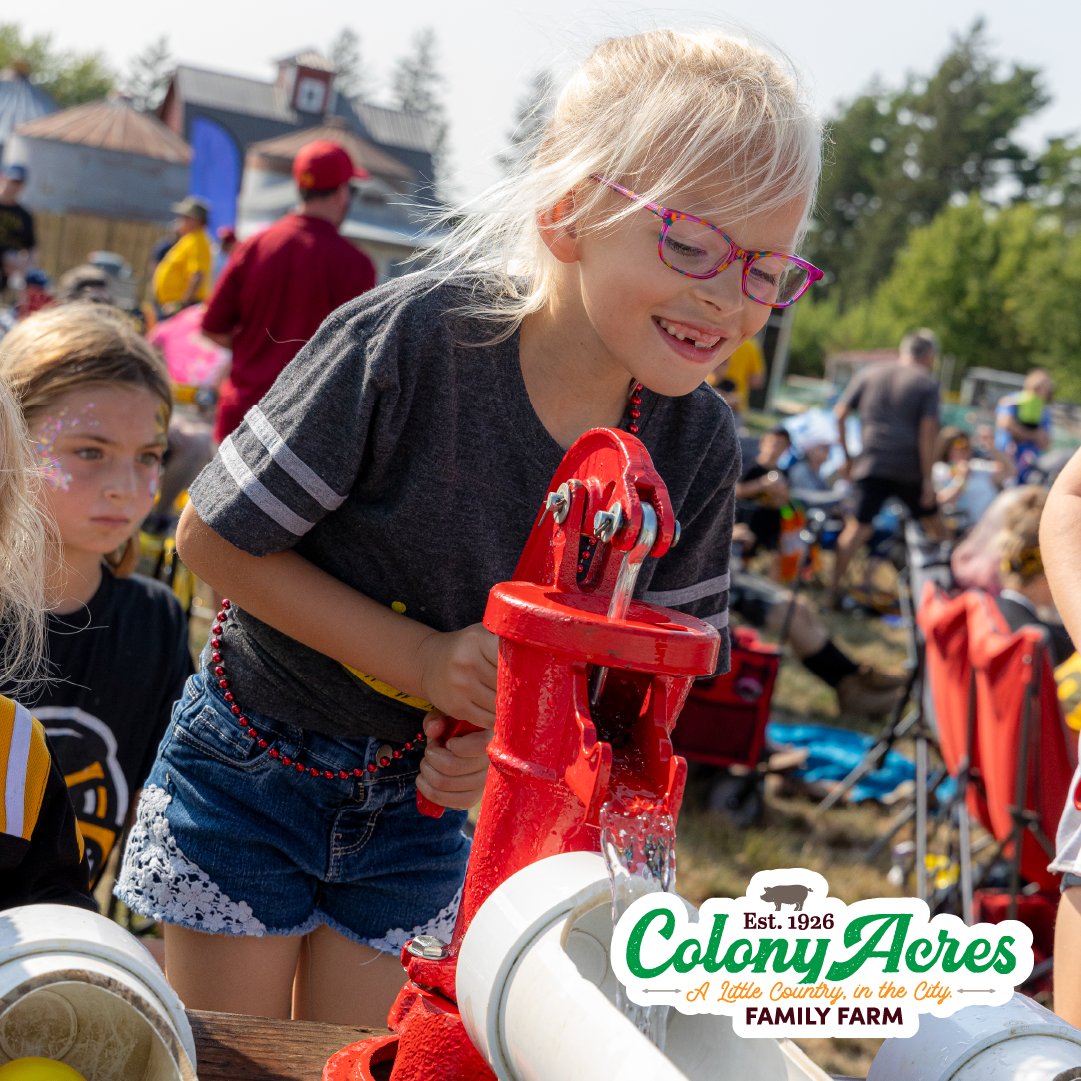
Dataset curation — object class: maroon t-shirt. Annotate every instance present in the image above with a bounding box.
[202,213,376,441]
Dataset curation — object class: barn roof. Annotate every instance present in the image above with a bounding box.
[248,122,415,182]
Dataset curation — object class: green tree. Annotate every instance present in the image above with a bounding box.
[328,27,371,102]
[0,23,114,107]
[804,198,1069,394]
[391,27,449,196]
[497,70,554,176]
[1016,227,1081,402]
[811,21,1047,309]
[1020,136,1081,231]
[123,35,172,113]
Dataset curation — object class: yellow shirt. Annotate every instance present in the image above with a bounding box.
[153,229,212,307]
[724,338,766,411]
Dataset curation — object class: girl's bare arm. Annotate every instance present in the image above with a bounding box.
[1041,448,1081,646]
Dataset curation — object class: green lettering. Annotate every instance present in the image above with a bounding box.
[939,932,964,973]
[674,937,702,973]
[991,937,1018,974]
[826,913,910,981]
[750,937,830,984]
[702,914,730,973]
[719,938,755,973]
[905,929,951,973]
[626,906,676,978]
[962,938,993,972]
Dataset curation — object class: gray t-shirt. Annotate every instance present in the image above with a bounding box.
[839,362,940,482]
[188,273,740,741]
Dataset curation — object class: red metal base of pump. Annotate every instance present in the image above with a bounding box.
[322,428,720,1081]
[322,984,494,1081]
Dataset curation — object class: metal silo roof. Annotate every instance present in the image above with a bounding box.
[16,98,191,163]
[0,70,57,150]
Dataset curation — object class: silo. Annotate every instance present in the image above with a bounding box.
[8,98,192,290]
[0,60,58,163]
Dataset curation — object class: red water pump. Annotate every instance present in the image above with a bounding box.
[324,428,720,1081]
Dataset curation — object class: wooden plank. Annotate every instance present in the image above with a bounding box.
[30,211,163,299]
[58,213,108,274]
[187,1010,388,1081]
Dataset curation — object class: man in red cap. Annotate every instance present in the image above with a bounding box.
[202,140,377,442]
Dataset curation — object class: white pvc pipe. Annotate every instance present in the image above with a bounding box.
[868,994,1081,1081]
[0,905,196,1079]
[456,852,829,1081]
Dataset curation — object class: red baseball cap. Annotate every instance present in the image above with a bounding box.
[292,140,369,191]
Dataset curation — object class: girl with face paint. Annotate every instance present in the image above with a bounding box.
[0,304,194,892]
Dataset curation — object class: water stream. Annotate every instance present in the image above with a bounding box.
[600,788,676,1053]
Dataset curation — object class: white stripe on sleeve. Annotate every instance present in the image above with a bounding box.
[641,571,730,608]
[701,609,730,630]
[219,436,313,537]
[245,406,346,512]
[4,702,33,838]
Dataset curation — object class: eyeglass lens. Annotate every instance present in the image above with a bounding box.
[662,217,810,305]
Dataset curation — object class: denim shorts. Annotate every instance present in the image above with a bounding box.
[115,666,470,952]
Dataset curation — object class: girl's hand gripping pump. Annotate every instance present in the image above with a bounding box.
[331,427,721,1081]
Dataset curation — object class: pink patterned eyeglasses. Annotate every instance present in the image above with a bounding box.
[591,175,823,308]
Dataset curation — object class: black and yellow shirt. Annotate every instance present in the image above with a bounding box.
[0,696,95,911]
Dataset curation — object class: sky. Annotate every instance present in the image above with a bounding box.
[19,1,1081,199]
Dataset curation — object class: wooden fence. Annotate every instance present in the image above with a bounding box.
[35,210,168,303]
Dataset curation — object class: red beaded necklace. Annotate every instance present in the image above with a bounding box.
[210,380,644,781]
[210,600,426,781]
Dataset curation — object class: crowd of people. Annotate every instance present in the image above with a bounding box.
[1,20,1081,1049]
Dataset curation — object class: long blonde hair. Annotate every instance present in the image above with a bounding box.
[0,303,172,576]
[0,378,47,688]
[427,28,821,337]
[999,487,1047,587]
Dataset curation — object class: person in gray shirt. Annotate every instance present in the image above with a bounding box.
[829,329,947,605]
[116,26,821,1030]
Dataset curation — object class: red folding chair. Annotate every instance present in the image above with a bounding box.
[967,591,1077,909]
[671,625,780,770]
[917,583,994,917]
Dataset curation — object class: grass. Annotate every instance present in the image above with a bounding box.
[674,565,914,1078]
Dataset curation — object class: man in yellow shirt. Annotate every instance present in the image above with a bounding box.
[707,335,765,422]
[152,196,212,317]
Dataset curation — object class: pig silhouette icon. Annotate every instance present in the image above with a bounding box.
[760,883,812,911]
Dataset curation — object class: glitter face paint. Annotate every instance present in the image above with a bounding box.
[33,404,105,491]
[30,388,167,565]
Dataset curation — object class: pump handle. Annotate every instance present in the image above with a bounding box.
[416,717,484,818]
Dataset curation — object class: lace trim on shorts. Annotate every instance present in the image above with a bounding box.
[115,784,267,935]
[361,885,463,954]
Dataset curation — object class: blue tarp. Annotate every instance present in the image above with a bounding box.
[766,721,954,804]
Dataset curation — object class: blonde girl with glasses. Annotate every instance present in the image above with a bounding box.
[117,27,823,1025]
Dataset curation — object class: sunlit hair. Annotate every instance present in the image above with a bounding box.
[999,487,1046,585]
[425,28,821,337]
[0,379,47,689]
[0,303,172,576]
[934,425,970,464]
